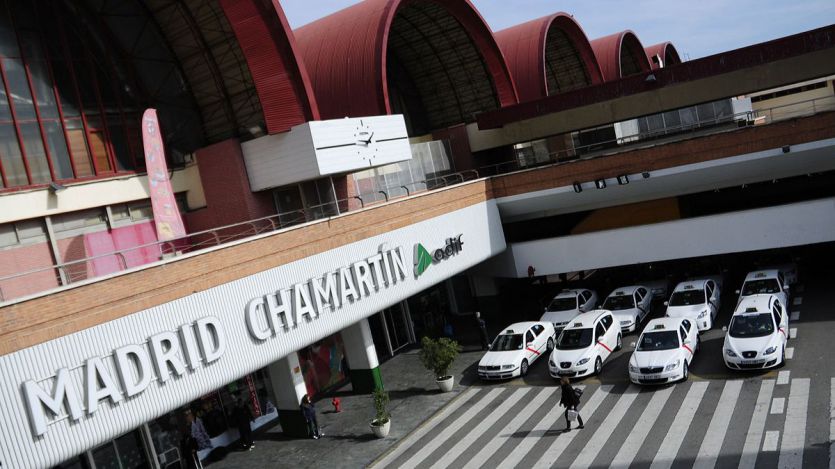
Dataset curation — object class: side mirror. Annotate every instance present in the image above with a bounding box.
[722,326,728,332]
[784,285,790,292]
[735,289,740,295]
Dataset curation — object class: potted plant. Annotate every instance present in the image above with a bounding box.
[370,388,391,438]
[419,336,461,392]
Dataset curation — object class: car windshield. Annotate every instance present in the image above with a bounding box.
[557,328,593,350]
[547,297,577,312]
[669,289,706,306]
[741,279,781,295]
[490,334,523,351]
[637,331,680,351]
[729,313,775,338]
[603,295,635,310]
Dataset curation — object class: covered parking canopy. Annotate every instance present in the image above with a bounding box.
[646,41,683,69]
[495,13,603,103]
[590,30,652,81]
[294,0,518,136]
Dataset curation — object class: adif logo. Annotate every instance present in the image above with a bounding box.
[414,235,464,277]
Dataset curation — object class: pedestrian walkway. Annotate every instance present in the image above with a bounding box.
[371,376,831,468]
[205,349,485,469]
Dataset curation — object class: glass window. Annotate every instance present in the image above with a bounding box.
[88,130,113,173]
[603,294,635,310]
[531,324,544,336]
[525,330,535,344]
[696,103,716,124]
[601,314,613,329]
[29,60,59,119]
[663,110,681,130]
[92,429,149,469]
[491,334,523,351]
[741,279,781,295]
[128,200,153,222]
[0,5,20,59]
[679,327,687,342]
[0,223,17,247]
[19,122,51,183]
[595,323,606,340]
[0,124,28,186]
[669,289,706,306]
[2,58,37,120]
[15,218,46,243]
[65,121,93,177]
[680,107,697,128]
[107,117,133,171]
[729,313,774,338]
[556,328,592,350]
[682,319,692,331]
[546,297,577,312]
[42,120,73,179]
[773,300,783,322]
[637,331,679,351]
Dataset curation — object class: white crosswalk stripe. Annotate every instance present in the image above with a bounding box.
[461,388,554,469]
[569,386,639,469]
[693,380,743,469]
[434,387,530,468]
[609,385,675,469]
[791,311,800,321]
[650,381,709,469]
[739,379,776,469]
[779,378,810,469]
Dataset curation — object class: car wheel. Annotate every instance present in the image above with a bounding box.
[615,334,623,351]
[547,338,555,352]
[594,356,603,375]
[681,361,689,382]
[521,359,529,377]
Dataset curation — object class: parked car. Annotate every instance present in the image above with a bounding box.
[540,289,598,331]
[736,269,790,308]
[629,317,698,385]
[665,279,722,331]
[477,321,556,380]
[601,286,652,333]
[723,294,789,370]
[548,310,621,379]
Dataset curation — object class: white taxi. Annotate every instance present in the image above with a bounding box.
[540,289,598,331]
[724,294,789,370]
[736,270,789,308]
[548,310,621,379]
[628,318,698,385]
[601,286,652,334]
[477,321,556,380]
[665,278,721,331]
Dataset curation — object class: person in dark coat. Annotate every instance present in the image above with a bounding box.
[179,430,201,469]
[300,394,321,439]
[559,376,584,431]
[232,398,255,450]
[475,312,490,350]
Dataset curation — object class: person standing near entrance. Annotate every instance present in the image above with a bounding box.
[301,394,321,439]
[475,312,490,350]
[232,398,255,450]
[559,376,584,431]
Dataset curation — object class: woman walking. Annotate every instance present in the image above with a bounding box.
[559,376,584,431]
[300,394,321,439]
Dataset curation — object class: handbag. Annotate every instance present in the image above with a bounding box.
[567,409,579,422]
[573,387,583,399]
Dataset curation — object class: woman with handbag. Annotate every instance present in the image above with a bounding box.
[559,376,584,431]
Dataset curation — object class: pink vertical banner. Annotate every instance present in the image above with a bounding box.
[142,109,186,241]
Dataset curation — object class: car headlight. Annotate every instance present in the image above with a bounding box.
[576,357,590,366]
[502,364,515,370]
[629,364,639,373]
[549,359,556,367]
[620,320,633,326]
[764,346,777,355]
[697,310,708,319]
[725,349,737,357]
[665,360,680,371]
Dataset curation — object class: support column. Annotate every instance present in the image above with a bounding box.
[342,318,383,393]
[267,353,309,438]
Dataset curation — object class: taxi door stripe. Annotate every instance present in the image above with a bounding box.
[610,385,675,469]
[682,344,693,355]
[597,341,613,353]
[779,328,787,338]
[462,388,553,469]
[693,380,743,469]
[397,388,504,469]
[434,388,531,469]
[650,381,709,469]
[527,347,541,356]
[569,386,640,469]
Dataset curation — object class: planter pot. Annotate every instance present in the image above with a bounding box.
[436,375,454,392]
[371,419,391,438]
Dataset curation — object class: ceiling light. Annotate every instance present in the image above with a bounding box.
[572,182,583,193]
[617,174,629,185]
[595,179,607,189]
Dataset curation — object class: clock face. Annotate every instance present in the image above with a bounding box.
[354,120,378,164]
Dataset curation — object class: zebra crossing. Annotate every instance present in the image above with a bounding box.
[372,376,831,469]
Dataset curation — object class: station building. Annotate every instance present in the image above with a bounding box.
[0,1,834,468]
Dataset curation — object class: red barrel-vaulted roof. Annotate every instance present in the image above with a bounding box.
[220,0,319,133]
[293,0,518,126]
[590,30,652,81]
[645,42,683,69]
[495,13,603,103]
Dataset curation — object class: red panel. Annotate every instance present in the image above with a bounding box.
[495,12,602,102]
[645,42,682,69]
[294,0,518,121]
[590,30,651,81]
[0,242,59,300]
[220,0,320,134]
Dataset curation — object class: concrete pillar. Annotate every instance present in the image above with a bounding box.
[342,318,383,393]
[267,353,309,437]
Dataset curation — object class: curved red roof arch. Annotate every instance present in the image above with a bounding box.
[590,30,652,81]
[293,0,518,128]
[495,12,603,103]
[220,0,320,134]
[645,42,683,69]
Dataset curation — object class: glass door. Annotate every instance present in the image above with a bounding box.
[383,302,413,354]
[91,429,151,469]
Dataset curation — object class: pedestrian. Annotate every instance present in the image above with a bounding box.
[184,409,212,451]
[179,428,202,469]
[232,398,255,450]
[475,312,490,350]
[559,376,584,431]
[300,394,322,439]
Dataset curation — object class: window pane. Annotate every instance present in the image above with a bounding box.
[65,119,93,177]
[663,110,681,129]
[29,60,59,119]
[107,118,133,171]
[2,58,36,120]
[43,120,73,179]
[88,130,112,173]
[696,103,715,123]
[0,5,19,58]
[680,107,697,127]
[0,123,28,186]
[19,122,50,183]
[49,60,80,117]
[0,67,11,123]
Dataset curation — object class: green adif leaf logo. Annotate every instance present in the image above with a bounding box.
[414,243,433,277]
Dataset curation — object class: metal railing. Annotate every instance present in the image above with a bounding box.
[1,95,832,304]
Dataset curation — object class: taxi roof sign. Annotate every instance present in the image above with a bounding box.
[755,272,768,278]
[683,285,695,289]
[573,322,583,327]
[745,307,759,313]
[506,329,514,333]
[615,291,624,296]
[653,324,666,330]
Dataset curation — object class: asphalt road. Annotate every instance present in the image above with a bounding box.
[371,262,835,468]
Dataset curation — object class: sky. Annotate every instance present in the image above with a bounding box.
[278,0,835,60]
